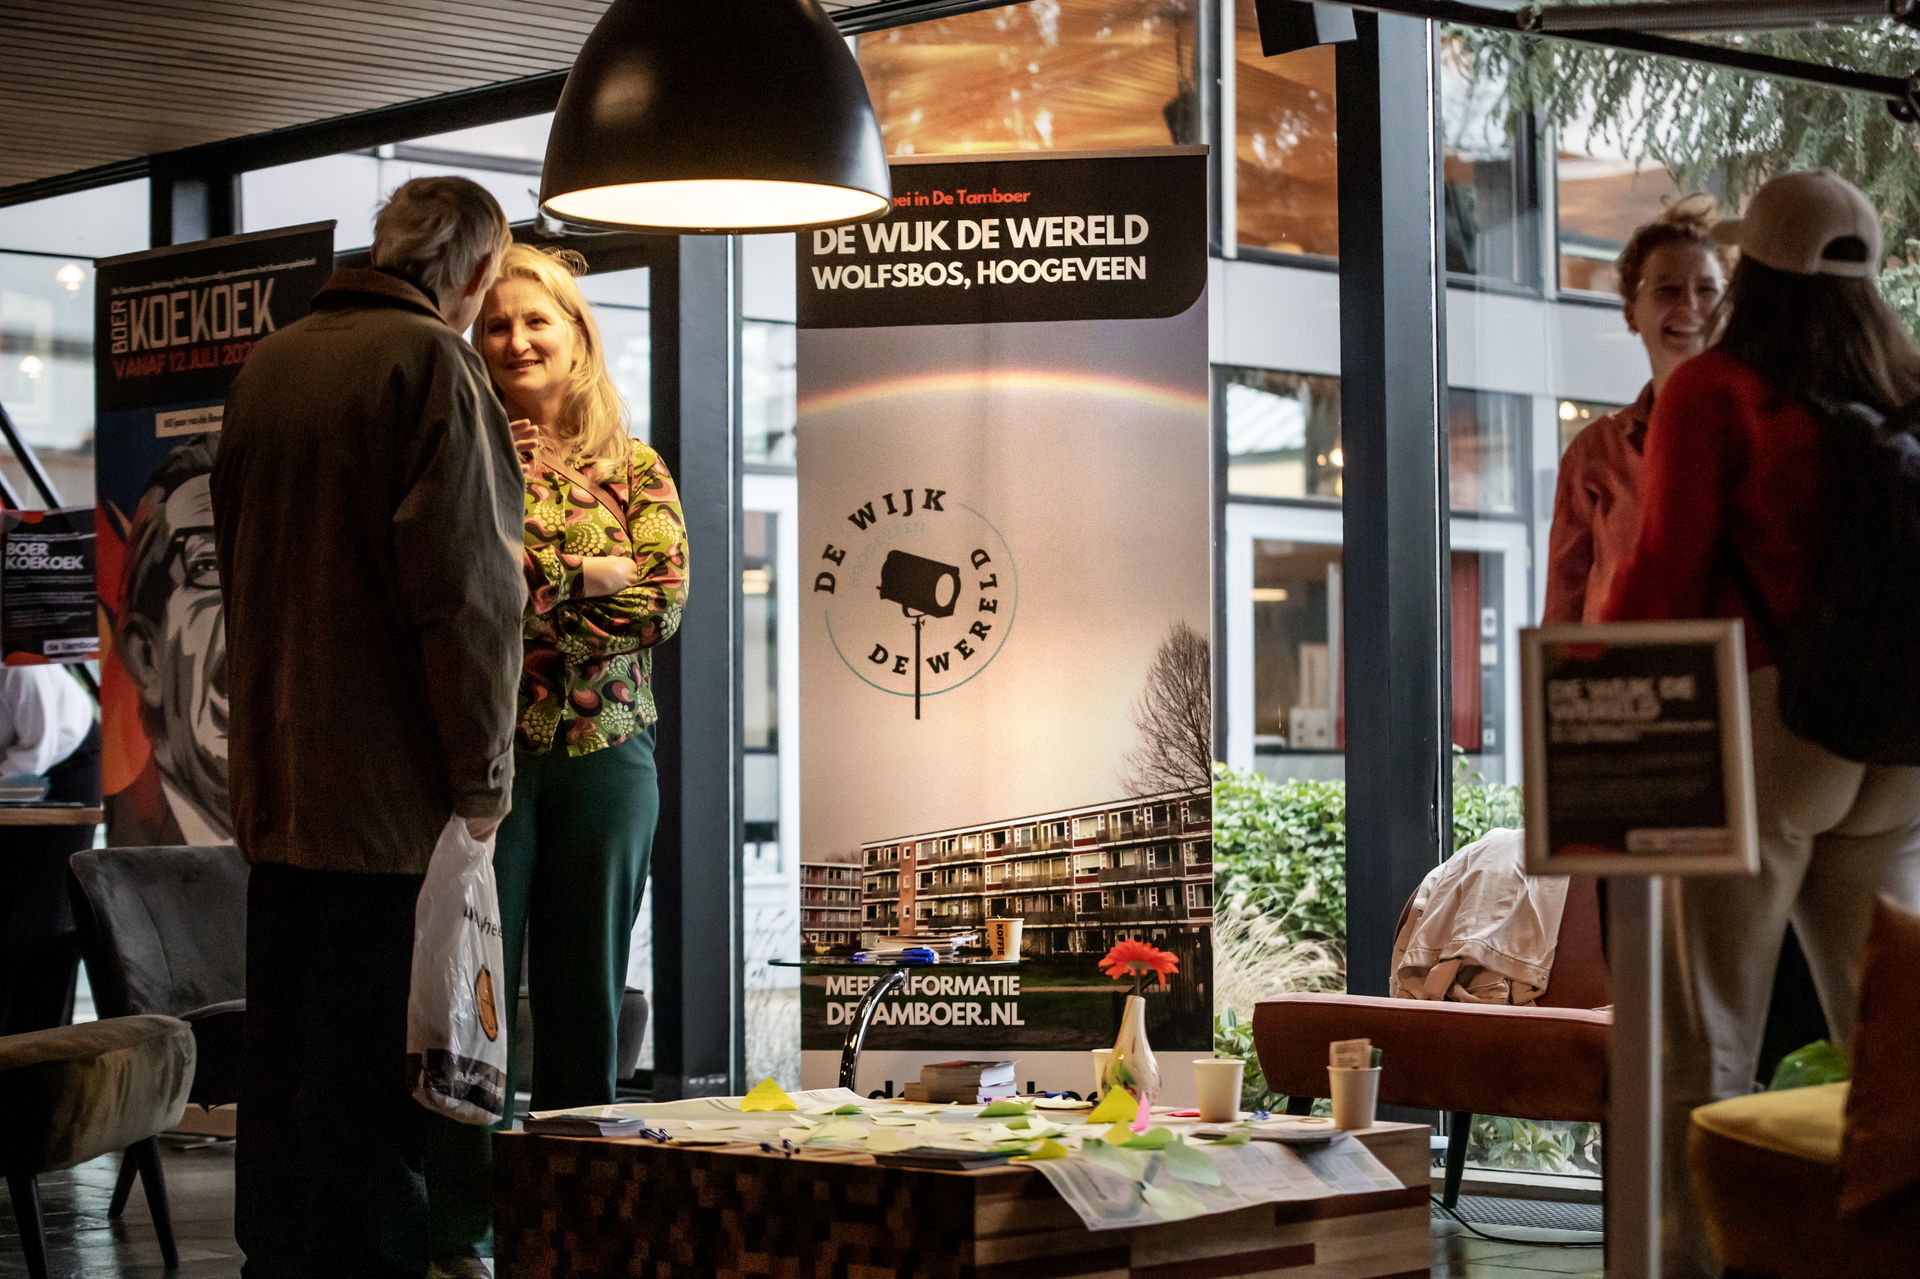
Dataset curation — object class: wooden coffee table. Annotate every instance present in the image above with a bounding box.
[494,1119,1430,1278]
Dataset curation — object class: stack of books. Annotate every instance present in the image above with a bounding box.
[901,1059,1017,1104]
[867,931,978,956]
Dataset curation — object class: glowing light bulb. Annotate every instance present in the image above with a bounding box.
[19,355,45,379]
[56,263,85,291]
[1559,401,1578,422]
[1328,447,1345,468]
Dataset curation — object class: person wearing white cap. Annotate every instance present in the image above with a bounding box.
[1605,169,1920,1275]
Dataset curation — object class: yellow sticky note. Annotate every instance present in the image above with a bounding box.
[1103,1121,1135,1144]
[1014,1138,1069,1162]
[1086,1089,1138,1125]
[741,1078,799,1112]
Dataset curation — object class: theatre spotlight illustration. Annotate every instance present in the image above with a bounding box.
[878,549,961,719]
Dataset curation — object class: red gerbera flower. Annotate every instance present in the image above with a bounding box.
[1098,939,1179,991]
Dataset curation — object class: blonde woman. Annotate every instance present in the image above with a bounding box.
[428,244,687,1276]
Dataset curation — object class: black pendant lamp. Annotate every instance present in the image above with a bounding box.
[541,0,893,235]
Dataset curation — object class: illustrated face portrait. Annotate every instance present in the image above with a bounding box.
[121,467,229,824]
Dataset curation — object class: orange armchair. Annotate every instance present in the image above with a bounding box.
[1253,876,1610,1206]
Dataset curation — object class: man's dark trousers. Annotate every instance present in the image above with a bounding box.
[238,863,427,1278]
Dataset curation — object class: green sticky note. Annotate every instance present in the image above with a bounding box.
[1201,1129,1250,1146]
[1085,1090,1138,1125]
[1014,1138,1069,1162]
[1077,1139,1150,1183]
[1141,1183,1207,1221]
[741,1078,798,1112]
[1119,1128,1172,1151]
[1160,1139,1223,1186]
[978,1098,1032,1117]
[829,1103,866,1115]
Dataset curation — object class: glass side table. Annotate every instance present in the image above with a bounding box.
[769,956,1019,1092]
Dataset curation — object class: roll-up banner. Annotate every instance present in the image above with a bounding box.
[94,223,333,846]
[796,149,1213,1097]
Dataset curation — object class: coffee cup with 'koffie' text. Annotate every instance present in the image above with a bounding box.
[986,917,1025,960]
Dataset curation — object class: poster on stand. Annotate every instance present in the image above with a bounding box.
[1520,620,1759,876]
[796,150,1213,1095]
[2,506,97,663]
[94,223,333,846]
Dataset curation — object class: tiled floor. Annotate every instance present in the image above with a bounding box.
[1,1140,1602,1277]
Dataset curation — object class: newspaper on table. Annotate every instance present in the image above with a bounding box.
[1030,1133,1401,1232]
[522,1091,1407,1231]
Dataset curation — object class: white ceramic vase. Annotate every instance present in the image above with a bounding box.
[1103,993,1161,1131]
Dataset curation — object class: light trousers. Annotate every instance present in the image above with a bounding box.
[1661,666,1920,1274]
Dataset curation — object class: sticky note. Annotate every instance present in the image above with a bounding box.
[742,1078,799,1112]
[1086,1090,1138,1125]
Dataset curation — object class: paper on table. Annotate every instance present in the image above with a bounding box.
[1033,1140,1387,1232]
[1297,1133,1404,1193]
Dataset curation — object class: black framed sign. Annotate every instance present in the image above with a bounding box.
[1520,621,1758,877]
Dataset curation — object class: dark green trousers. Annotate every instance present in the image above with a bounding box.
[425,727,658,1256]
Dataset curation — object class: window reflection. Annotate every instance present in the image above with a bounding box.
[1447,388,1525,517]
[1224,368,1343,500]
[858,0,1200,156]
[1224,366,1524,517]
[1556,109,1687,294]
[0,250,97,506]
[1441,41,1527,284]
[1234,0,1338,257]
[744,321,797,467]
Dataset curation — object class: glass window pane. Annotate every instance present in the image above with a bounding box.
[1556,112,1686,294]
[1225,367,1343,500]
[0,181,149,259]
[1556,397,1625,454]
[1441,40,1526,284]
[1234,0,1338,257]
[744,321,796,466]
[1253,538,1344,777]
[0,250,98,507]
[857,0,1201,157]
[1447,388,1525,517]
[242,119,548,246]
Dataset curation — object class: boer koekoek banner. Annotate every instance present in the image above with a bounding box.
[796,151,1213,1095]
[95,223,333,846]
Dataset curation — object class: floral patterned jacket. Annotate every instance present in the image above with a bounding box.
[519,437,687,755]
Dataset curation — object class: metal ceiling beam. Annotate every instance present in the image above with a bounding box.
[1307,0,1912,100]
[1533,1,1909,35]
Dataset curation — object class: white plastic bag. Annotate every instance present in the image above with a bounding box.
[405,815,509,1125]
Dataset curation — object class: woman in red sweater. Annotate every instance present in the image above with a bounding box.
[1606,170,1920,1194]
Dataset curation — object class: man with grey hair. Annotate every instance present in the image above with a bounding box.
[213,176,523,1279]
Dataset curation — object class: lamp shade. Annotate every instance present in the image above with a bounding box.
[541,0,893,234]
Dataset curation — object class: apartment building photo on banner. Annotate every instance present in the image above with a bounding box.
[795,149,1214,1095]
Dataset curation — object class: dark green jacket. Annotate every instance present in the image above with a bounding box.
[213,269,523,874]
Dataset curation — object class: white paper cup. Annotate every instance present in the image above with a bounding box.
[986,917,1024,959]
[1090,1048,1115,1097]
[1192,1058,1245,1123]
[1328,1066,1381,1130]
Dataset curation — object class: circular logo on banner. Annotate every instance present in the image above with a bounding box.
[813,487,1017,720]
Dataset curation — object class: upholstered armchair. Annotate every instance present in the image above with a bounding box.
[1252,876,1611,1206]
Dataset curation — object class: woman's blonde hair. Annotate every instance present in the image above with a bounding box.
[478,243,630,481]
